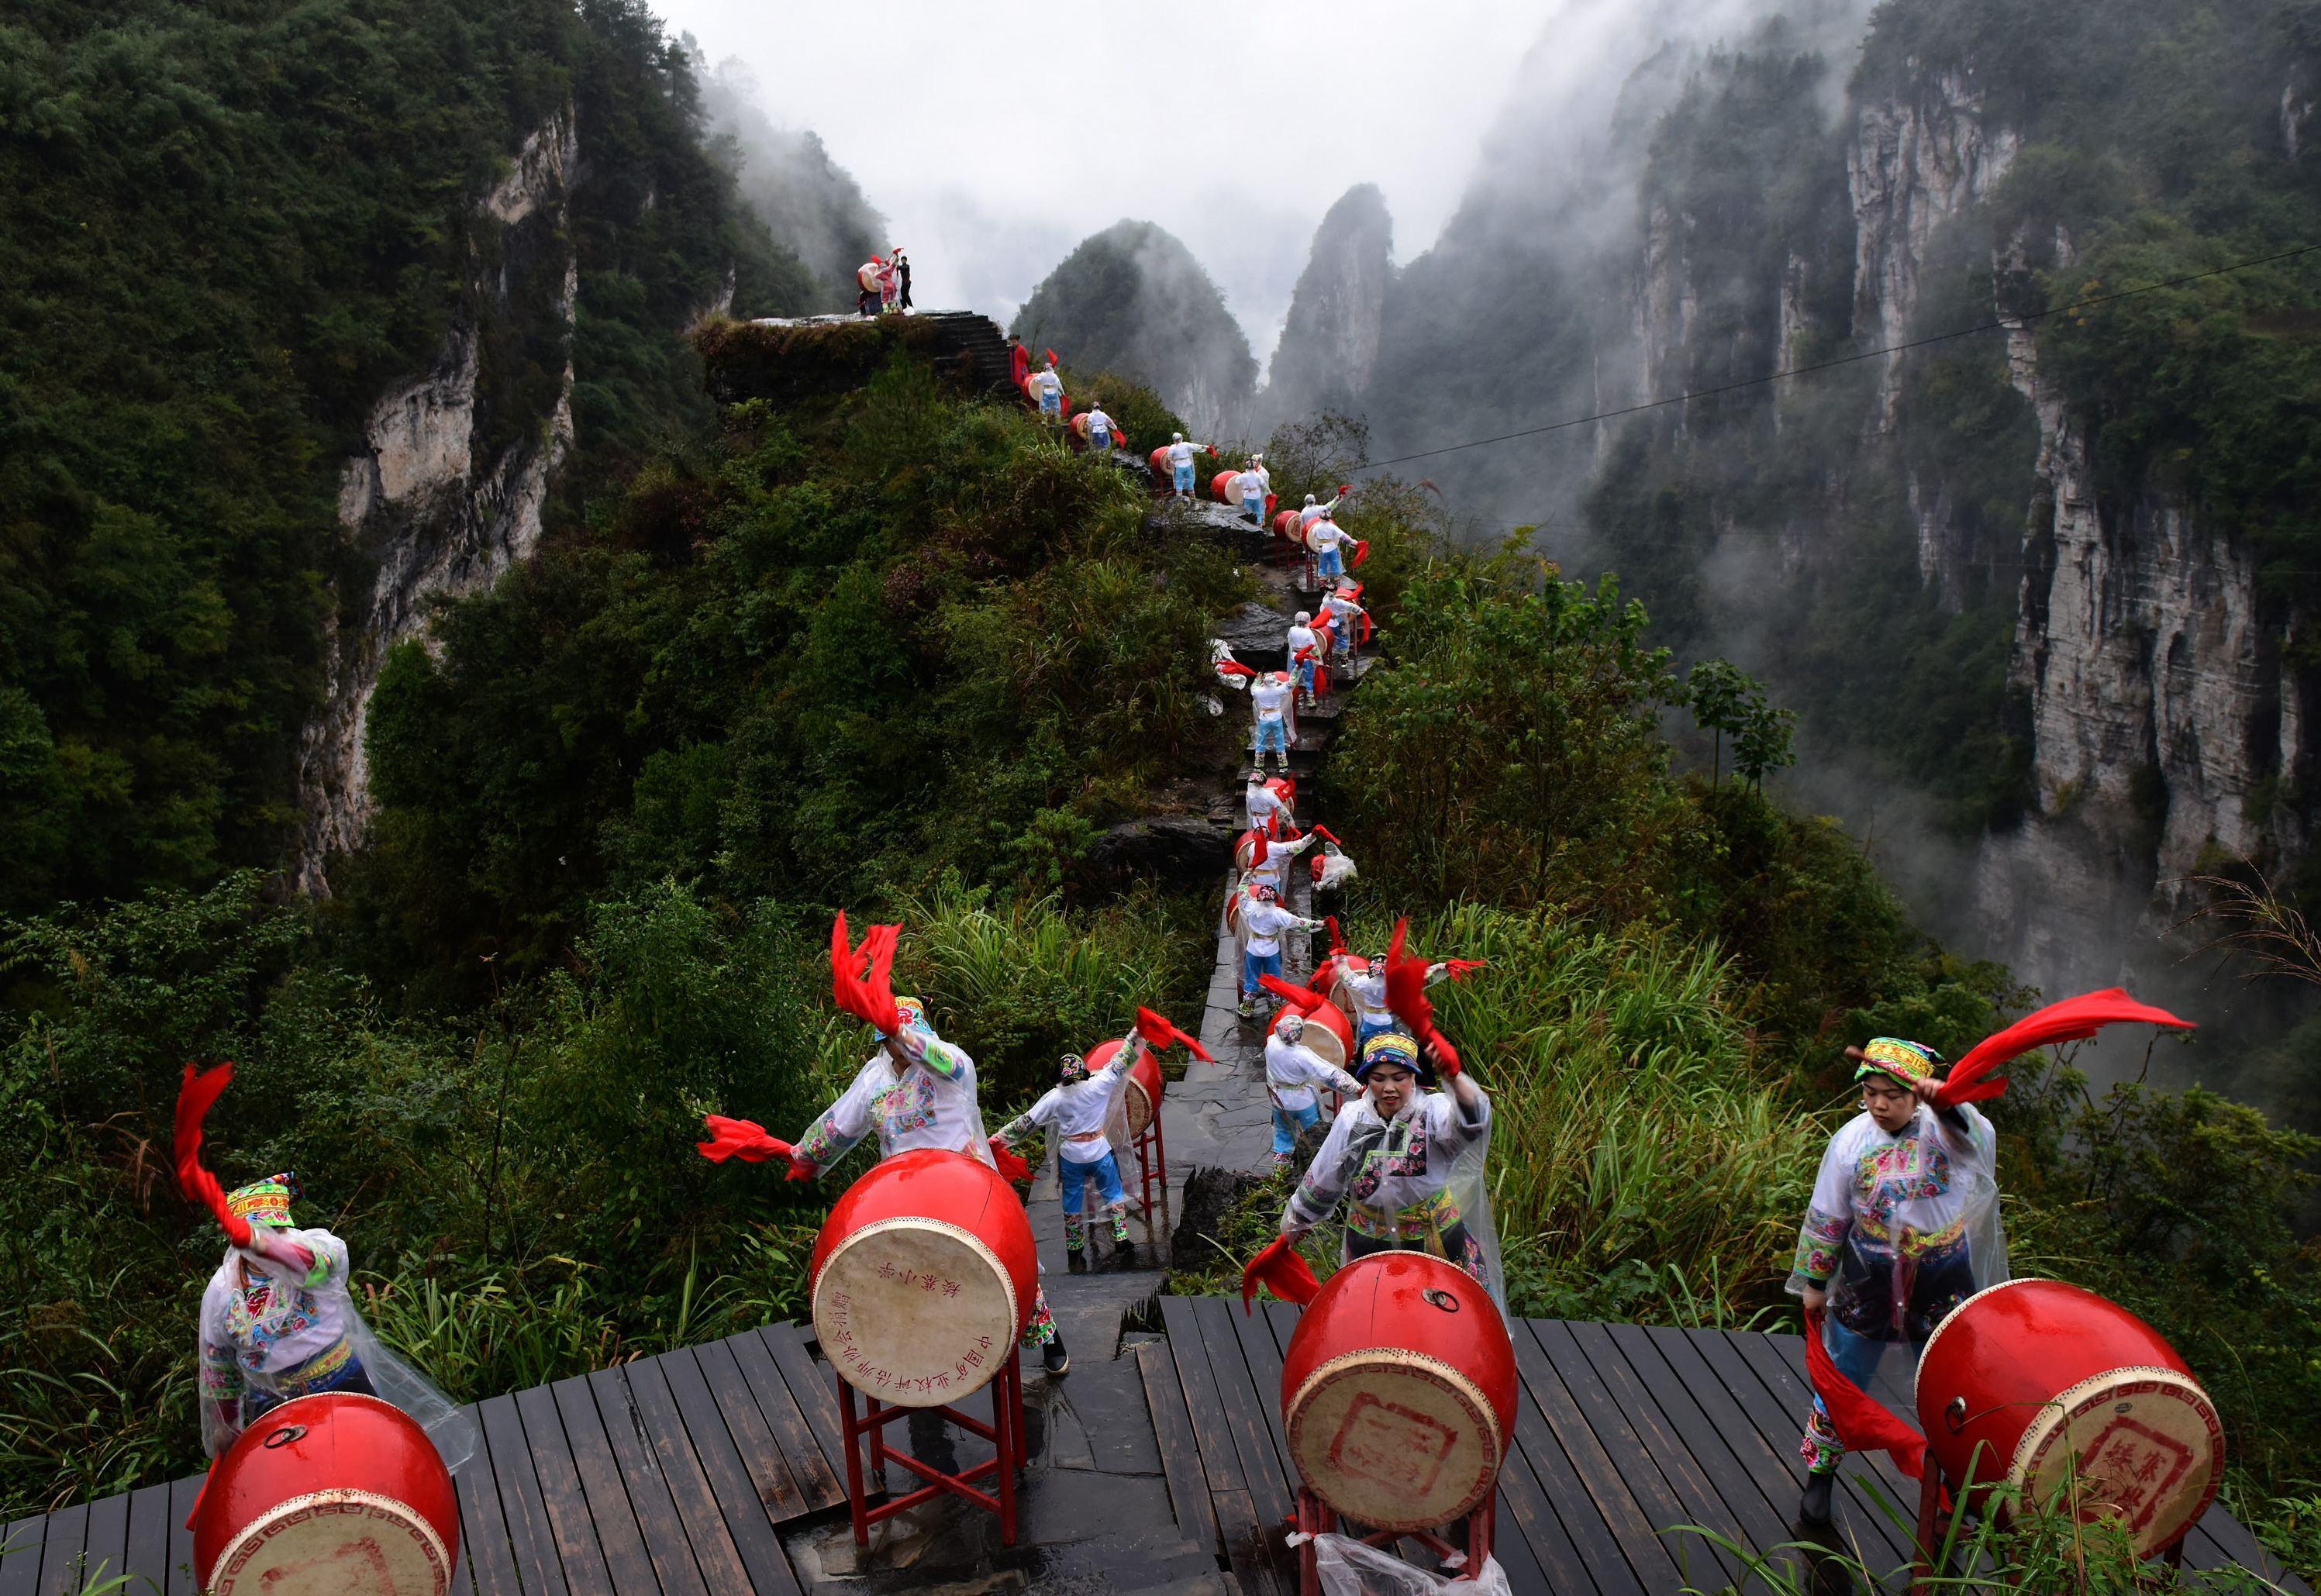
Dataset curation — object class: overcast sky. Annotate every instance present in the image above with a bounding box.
[651,0,1558,369]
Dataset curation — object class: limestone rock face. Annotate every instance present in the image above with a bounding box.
[293,113,581,892]
[1264,185,1394,427]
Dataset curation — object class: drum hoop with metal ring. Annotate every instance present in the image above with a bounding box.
[1286,1346,1505,1525]
[211,1486,453,1596]
[2007,1363,2219,1498]
[1910,1275,2041,1412]
[813,1215,1020,1355]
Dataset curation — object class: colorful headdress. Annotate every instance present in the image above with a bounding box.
[1356,1028,1429,1084]
[225,1172,298,1230]
[1850,1037,1938,1087]
[878,996,927,1042]
[1058,1053,1090,1084]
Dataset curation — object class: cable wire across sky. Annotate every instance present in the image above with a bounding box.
[1348,241,2321,474]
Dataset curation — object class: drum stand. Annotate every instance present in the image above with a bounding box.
[1905,1467,2185,1594]
[1132,1108,1167,1215]
[1294,1487,1495,1594]
[836,1350,1026,1549]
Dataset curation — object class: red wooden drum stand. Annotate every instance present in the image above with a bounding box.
[191,1391,460,1596]
[1295,1487,1495,1594]
[839,1346,1026,1549]
[1279,1253,1516,1591]
[810,1149,1040,1548]
[1904,1278,2223,1591]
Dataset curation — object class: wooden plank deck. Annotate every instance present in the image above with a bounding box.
[6,1307,2308,1594]
[1142,1308,2313,1596]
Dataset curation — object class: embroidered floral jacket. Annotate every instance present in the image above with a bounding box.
[1283,1088,1490,1239]
[795,1039,991,1170]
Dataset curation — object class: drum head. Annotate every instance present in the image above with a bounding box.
[1303,1024,1346,1071]
[210,1489,452,1596]
[2012,1367,2223,1556]
[1287,1350,1503,1532]
[814,1216,1019,1407]
[1126,1078,1154,1138]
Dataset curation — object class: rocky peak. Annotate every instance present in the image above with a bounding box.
[1264,184,1395,426]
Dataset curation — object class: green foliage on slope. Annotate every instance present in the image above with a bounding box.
[0,0,808,919]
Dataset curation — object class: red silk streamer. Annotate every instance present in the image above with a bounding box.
[1443,959,1487,981]
[989,1138,1033,1184]
[1216,660,1258,681]
[1935,989,2194,1108]
[1324,915,1347,955]
[174,1062,254,1249]
[1250,836,1268,870]
[830,913,903,1036]
[1384,918,1462,1076]
[1259,974,1329,1015]
[1308,957,1341,993]
[1043,348,1057,367]
[1352,540,1371,568]
[1309,825,1341,847]
[697,1115,793,1164]
[1136,1006,1214,1062]
[1241,1235,1320,1312]
[1803,1306,1931,1484]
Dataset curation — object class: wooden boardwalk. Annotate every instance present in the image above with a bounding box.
[4,1306,2305,1594]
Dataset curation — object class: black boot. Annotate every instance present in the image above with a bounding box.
[1043,1333,1070,1378]
[1066,1245,1087,1274]
[1115,1236,1136,1263]
[1799,1471,1834,1525]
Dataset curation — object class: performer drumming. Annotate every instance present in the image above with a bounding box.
[1264,1011,1359,1170]
[176,1067,476,1468]
[993,1032,1150,1268]
[1788,1036,2002,1524]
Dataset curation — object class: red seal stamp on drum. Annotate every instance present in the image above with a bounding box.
[1326,1391,1456,1497]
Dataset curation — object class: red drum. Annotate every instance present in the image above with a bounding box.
[811,1149,1039,1408]
[1149,447,1171,482]
[194,1391,460,1596]
[1326,956,1371,1032]
[1211,470,1241,502]
[1085,1039,1167,1137]
[1280,1253,1516,1533]
[1271,1001,1352,1073]
[1071,412,1091,439]
[1273,510,1302,539]
[1914,1279,2223,1554]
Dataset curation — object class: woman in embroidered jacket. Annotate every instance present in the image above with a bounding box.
[191,1168,478,1470]
[1786,1036,2005,1523]
[783,994,1072,1374]
[1278,1027,1501,1305]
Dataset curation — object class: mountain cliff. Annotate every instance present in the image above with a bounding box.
[1262,184,1394,429]
[1012,220,1257,437]
[0,0,844,909]
[1267,0,2321,1005]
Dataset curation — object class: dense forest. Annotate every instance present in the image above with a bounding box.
[9,0,2321,1585]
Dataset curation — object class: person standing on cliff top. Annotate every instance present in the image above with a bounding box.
[1008,334,1030,391]
[1308,512,1351,587]
[892,247,912,314]
[1166,432,1211,498]
[1084,402,1116,453]
[1236,456,1269,523]
[1028,360,1064,425]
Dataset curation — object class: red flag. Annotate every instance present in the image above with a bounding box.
[1385,918,1462,1075]
[1242,1235,1320,1312]
[1260,974,1329,1015]
[1136,1006,1214,1061]
[174,1063,254,1248]
[1936,989,2194,1108]
[989,1137,1033,1184]
[1804,1307,1931,1483]
[697,1115,794,1164]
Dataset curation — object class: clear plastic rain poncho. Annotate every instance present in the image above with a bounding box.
[196,1228,480,1473]
[1282,1051,1505,1314]
[993,1032,1143,1219]
[1785,1091,2008,1344]
[1309,1534,1512,1596]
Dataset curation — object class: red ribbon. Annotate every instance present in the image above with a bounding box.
[989,1137,1033,1184]
[174,1062,254,1249]
[1260,974,1329,1015]
[1323,915,1347,954]
[1241,1235,1320,1312]
[1803,1306,1931,1484]
[1385,918,1461,1076]
[697,1115,795,1165]
[1136,1005,1213,1062]
[831,912,903,1036]
[1443,958,1487,981]
[1935,989,2194,1108]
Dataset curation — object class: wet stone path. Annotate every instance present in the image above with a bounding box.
[781,497,1378,1594]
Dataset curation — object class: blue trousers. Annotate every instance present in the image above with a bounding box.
[1293,657,1316,693]
[1316,546,1344,580]
[1254,718,1287,755]
[1091,426,1109,450]
[1271,1098,1321,1158]
[1040,393,1060,416]
[1174,463,1194,494]
[1243,948,1282,998]
[1243,493,1264,522]
[1356,1014,1396,1045]
[1059,1151,1128,1214]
